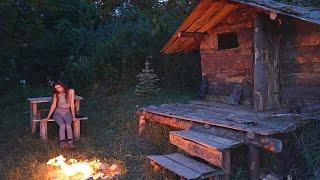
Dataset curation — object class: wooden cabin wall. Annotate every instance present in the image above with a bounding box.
[280,19,320,108]
[200,7,255,104]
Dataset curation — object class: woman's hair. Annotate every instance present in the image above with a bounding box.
[52,80,69,104]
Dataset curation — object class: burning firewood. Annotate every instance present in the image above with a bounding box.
[46,155,124,179]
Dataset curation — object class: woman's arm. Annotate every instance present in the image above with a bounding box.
[46,94,57,119]
[69,89,76,120]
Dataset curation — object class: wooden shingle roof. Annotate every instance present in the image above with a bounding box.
[161,0,320,54]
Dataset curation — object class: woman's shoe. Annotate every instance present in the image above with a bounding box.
[67,139,75,149]
[60,140,68,149]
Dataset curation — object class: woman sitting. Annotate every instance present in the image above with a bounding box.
[46,80,76,148]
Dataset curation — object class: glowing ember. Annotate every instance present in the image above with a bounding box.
[47,155,123,179]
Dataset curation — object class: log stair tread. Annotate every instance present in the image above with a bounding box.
[170,130,242,151]
[147,153,223,179]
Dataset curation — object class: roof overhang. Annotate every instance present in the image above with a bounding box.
[161,0,320,54]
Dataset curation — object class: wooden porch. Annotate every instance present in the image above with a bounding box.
[138,101,309,136]
[138,101,313,179]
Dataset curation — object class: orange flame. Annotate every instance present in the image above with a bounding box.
[47,155,122,179]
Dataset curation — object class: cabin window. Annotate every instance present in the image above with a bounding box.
[217,32,239,50]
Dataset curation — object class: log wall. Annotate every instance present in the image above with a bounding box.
[279,19,320,107]
[200,8,256,104]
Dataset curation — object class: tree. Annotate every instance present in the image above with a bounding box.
[135,58,160,96]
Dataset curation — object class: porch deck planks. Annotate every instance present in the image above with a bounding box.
[141,102,306,136]
[142,105,277,135]
[148,153,222,179]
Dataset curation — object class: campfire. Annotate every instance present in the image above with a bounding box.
[46,155,124,179]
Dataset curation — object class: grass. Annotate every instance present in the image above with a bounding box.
[0,85,197,179]
[1,85,319,179]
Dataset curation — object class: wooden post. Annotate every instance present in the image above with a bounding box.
[31,103,37,134]
[151,161,161,172]
[36,111,41,122]
[249,145,260,180]
[74,99,81,140]
[222,151,231,180]
[138,115,146,135]
[40,121,48,142]
[73,120,80,140]
[253,13,280,111]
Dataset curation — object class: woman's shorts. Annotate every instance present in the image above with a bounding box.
[53,109,72,126]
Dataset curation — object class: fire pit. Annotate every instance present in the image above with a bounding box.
[46,155,124,179]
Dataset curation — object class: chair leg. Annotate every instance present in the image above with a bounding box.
[151,161,161,172]
[31,103,37,134]
[138,115,146,135]
[73,120,80,140]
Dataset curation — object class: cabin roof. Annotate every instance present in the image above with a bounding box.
[161,0,320,54]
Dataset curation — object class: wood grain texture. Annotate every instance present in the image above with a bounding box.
[163,1,238,54]
[249,145,260,180]
[148,153,223,179]
[139,101,308,136]
[164,153,219,175]
[170,133,224,167]
[170,130,242,151]
[148,155,202,179]
[161,0,214,53]
[253,13,280,111]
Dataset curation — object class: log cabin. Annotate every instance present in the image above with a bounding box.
[162,0,320,111]
[138,0,320,179]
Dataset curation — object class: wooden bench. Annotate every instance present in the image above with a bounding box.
[34,117,88,142]
[27,96,88,141]
[170,130,242,179]
[148,153,223,180]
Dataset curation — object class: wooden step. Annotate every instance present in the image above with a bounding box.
[147,153,223,180]
[170,130,242,168]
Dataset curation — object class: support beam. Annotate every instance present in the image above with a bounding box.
[222,151,231,180]
[253,13,280,111]
[249,145,260,180]
[177,32,208,40]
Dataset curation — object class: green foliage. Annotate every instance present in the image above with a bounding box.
[296,121,320,173]
[0,0,200,90]
[135,59,160,96]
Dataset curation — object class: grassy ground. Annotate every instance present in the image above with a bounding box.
[1,85,319,179]
[0,85,197,180]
